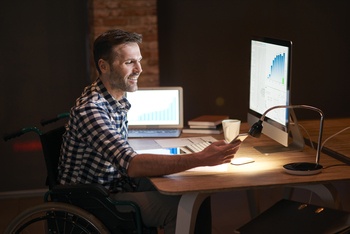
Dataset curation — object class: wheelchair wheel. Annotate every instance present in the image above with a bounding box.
[5,202,110,234]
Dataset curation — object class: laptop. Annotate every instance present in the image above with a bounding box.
[126,87,184,138]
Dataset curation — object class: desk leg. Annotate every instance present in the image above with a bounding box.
[246,189,260,219]
[175,193,210,234]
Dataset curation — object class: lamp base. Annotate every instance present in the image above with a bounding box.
[283,162,323,176]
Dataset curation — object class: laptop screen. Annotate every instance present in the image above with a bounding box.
[126,87,183,129]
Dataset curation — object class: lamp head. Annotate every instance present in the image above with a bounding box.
[248,120,263,138]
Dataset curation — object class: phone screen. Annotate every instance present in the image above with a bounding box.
[230,133,249,144]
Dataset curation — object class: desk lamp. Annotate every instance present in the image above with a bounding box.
[248,105,324,175]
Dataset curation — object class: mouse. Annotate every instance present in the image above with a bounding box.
[231,157,255,165]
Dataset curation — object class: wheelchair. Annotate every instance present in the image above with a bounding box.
[3,113,157,234]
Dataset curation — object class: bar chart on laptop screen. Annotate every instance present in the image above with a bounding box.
[127,90,180,125]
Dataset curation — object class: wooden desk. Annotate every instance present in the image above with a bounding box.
[129,123,350,234]
[299,118,350,162]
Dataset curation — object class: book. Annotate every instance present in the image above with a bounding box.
[189,125,219,129]
[187,115,229,127]
[182,127,223,134]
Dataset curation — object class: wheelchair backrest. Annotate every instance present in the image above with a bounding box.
[40,126,66,189]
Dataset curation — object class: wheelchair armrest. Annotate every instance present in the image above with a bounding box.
[51,183,109,197]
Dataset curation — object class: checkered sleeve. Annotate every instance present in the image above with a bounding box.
[73,101,136,169]
[60,102,136,190]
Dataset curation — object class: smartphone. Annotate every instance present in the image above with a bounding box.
[229,133,249,144]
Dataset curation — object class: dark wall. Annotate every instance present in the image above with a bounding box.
[0,0,89,192]
[157,0,350,123]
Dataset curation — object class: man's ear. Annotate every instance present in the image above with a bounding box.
[98,59,109,73]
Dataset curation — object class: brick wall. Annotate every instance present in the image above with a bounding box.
[88,0,159,86]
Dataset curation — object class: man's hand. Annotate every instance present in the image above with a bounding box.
[194,140,241,167]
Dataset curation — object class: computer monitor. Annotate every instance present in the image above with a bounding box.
[247,37,304,152]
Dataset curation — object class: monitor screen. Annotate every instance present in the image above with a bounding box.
[248,37,292,147]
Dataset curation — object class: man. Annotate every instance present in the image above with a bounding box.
[58,29,241,233]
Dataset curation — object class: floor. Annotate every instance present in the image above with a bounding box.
[1,181,350,233]
[0,193,45,233]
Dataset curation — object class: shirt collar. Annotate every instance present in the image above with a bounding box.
[95,78,131,111]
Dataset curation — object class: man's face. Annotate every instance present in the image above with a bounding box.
[105,42,143,93]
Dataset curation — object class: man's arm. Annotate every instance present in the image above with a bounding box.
[127,140,241,177]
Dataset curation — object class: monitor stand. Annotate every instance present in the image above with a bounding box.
[253,109,305,155]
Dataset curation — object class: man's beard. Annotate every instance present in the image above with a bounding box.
[109,71,138,92]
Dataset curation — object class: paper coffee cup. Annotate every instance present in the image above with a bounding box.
[222,119,241,143]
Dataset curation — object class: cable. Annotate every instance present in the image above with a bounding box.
[321,126,350,150]
[299,124,350,152]
[298,123,315,150]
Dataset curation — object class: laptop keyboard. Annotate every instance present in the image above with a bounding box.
[128,129,181,138]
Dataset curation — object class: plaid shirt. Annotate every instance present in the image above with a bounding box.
[58,78,138,192]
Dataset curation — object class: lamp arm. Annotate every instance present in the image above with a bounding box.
[260,105,324,165]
